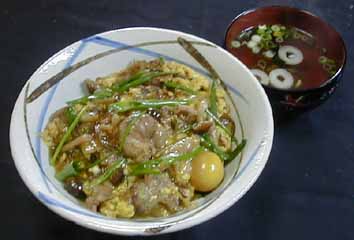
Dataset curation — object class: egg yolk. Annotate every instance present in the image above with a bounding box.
[191,151,224,192]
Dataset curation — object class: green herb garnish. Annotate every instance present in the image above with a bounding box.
[227,139,247,161]
[65,106,77,124]
[200,134,230,161]
[51,106,88,165]
[130,146,204,176]
[164,81,197,95]
[206,109,231,136]
[200,133,246,161]
[206,108,239,144]
[55,160,85,181]
[109,99,191,113]
[209,80,218,115]
[112,71,175,93]
[67,89,113,105]
[66,71,176,106]
[89,158,125,187]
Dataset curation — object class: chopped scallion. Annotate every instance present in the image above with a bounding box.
[51,106,87,165]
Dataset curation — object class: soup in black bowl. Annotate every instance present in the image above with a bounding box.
[225,6,346,116]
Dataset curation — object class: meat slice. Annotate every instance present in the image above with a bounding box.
[196,99,209,122]
[62,134,92,152]
[119,114,170,162]
[175,105,198,123]
[131,173,180,215]
[161,135,200,156]
[85,181,113,212]
[159,106,174,128]
[163,135,200,186]
[153,127,172,149]
[170,160,192,186]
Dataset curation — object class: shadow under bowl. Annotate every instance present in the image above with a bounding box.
[224,6,347,119]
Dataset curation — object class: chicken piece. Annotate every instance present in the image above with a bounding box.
[62,134,92,152]
[153,127,172,149]
[131,173,180,215]
[161,135,200,156]
[159,106,174,128]
[119,114,170,162]
[179,184,195,206]
[85,181,113,212]
[169,160,192,186]
[163,135,200,186]
[175,105,198,123]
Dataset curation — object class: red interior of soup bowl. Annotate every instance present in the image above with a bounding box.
[225,6,346,91]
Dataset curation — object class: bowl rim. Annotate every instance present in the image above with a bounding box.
[224,5,347,94]
[10,27,274,235]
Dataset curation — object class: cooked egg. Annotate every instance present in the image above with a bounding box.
[191,151,224,192]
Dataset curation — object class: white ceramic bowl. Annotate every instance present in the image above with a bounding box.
[10,27,273,236]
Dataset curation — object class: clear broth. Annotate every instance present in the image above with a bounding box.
[231,26,339,90]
